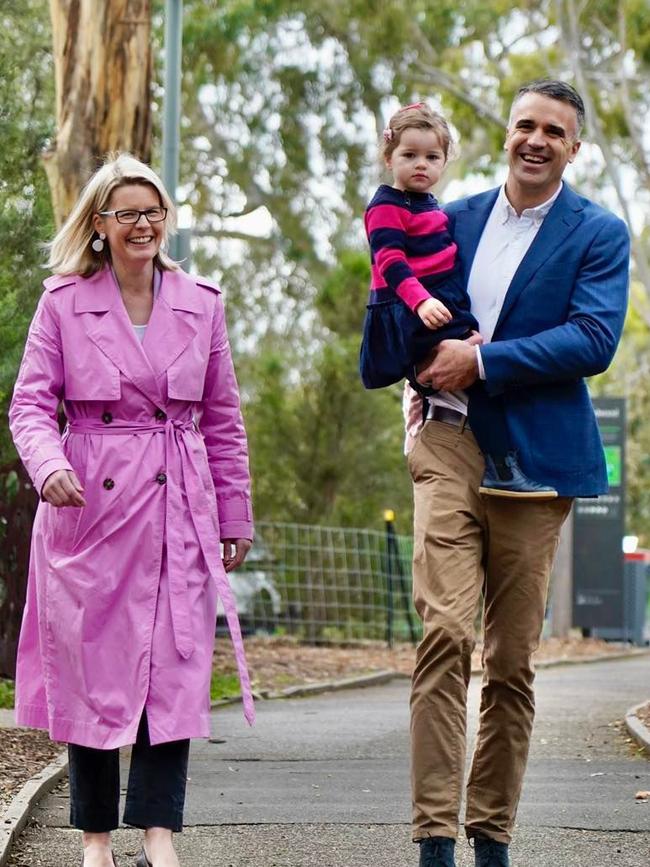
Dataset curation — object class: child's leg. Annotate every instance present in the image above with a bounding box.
[467,384,558,499]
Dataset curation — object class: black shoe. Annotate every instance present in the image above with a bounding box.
[418,836,456,867]
[135,850,152,867]
[472,835,510,867]
[479,452,558,499]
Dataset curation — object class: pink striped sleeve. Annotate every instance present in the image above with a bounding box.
[396,278,432,311]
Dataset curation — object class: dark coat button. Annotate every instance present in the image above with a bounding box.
[155,409,167,421]
[103,478,115,490]
[102,411,113,424]
[156,472,167,485]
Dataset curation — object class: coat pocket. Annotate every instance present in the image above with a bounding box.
[48,505,83,554]
[64,357,121,401]
[167,341,209,401]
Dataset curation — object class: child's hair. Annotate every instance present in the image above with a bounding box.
[381,102,454,162]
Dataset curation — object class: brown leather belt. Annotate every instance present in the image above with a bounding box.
[430,405,471,431]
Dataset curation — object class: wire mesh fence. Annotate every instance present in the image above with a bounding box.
[225,521,420,645]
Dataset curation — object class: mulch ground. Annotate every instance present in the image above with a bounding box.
[0,636,645,813]
[0,728,63,811]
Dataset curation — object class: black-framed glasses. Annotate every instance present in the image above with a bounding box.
[98,207,168,224]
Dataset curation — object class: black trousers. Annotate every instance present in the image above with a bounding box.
[68,712,190,833]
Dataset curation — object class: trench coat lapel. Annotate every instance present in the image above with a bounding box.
[75,268,164,407]
[493,184,585,334]
[141,270,198,379]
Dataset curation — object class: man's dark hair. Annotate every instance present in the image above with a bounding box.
[512,79,585,137]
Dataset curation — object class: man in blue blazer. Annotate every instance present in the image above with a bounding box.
[408,80,629,867]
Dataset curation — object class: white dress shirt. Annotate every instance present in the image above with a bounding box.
[424,182,563,419]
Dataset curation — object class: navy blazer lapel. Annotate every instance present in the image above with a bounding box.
[449,189,499,285]
[493,184,585,333]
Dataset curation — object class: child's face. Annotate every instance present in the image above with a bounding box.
[386,129,446,193]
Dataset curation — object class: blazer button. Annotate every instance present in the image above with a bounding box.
[155,409,167,421]
[102,411,113,424]
[156,472,167,485]
[103,478,115,490]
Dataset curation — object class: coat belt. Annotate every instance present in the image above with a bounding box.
[66,417,255,725]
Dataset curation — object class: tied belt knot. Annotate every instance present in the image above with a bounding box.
[66,416,255,725]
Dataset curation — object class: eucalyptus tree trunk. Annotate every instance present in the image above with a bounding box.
[44,0,153,226]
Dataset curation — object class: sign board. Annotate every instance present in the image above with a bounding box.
[572,397,625,632]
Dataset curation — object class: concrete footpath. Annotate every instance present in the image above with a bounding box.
[8,655,650,866]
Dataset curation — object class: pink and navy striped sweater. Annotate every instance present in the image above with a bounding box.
[364,184,460,310]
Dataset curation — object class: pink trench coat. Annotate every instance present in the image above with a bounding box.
[9,267,255,748]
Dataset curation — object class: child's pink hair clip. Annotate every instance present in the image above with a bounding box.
[382,128,393,142]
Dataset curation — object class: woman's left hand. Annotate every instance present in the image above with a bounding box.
[222,538,252,573]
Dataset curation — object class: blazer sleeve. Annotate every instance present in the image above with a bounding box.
[199,293,254,541]
[8,290,74,496]
[480,216,630,395]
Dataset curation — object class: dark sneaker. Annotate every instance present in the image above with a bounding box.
[418,836,456,867]
[471,834,510,867]
[479,452,558,499]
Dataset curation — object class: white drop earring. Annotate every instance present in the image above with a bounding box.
[92,232,106,253]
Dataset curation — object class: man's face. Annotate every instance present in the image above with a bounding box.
[505,92,581,200]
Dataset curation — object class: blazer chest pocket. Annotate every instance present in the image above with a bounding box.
[167,341,209,401]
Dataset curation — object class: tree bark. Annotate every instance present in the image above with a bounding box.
[44,0,153,227]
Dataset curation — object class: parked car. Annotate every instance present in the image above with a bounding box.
[216,537,281,635]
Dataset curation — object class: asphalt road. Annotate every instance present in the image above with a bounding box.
[8,655,650,866]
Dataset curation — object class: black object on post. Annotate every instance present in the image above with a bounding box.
[384,510,395,648]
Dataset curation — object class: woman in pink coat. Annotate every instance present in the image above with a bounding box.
[9,154,255,867]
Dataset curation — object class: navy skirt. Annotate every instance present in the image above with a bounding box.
[359,292,477,390]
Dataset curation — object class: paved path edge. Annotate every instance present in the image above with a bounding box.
[0,749,68,867]
[211,646,650,710]
[624,700,650,756]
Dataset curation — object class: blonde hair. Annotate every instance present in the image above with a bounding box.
[46,153,180,276]
[381,103,455,162]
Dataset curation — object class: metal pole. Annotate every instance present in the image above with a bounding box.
[162,0,183,261]
[384,510,395,648]
[550,506,574,638]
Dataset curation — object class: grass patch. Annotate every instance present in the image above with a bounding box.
[210,672,241,702]
[0,678,15,709]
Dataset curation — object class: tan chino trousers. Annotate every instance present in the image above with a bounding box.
[408,420,572,844]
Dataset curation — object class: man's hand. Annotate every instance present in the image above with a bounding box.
[417,339,480,391]
[222,538,252,573]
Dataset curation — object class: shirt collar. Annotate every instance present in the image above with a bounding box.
[496,182,563,225]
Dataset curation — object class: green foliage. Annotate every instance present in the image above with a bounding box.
[0,678,15,709]
[0,0,54,466]
[210,671,241,701]
[592,286,650,545]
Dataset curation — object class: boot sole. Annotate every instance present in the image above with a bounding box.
[479,487,558,499]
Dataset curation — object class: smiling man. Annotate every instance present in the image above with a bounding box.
[407,80,630,867]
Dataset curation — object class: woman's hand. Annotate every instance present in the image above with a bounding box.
[42,470,86,507]
[222,538,252,573]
